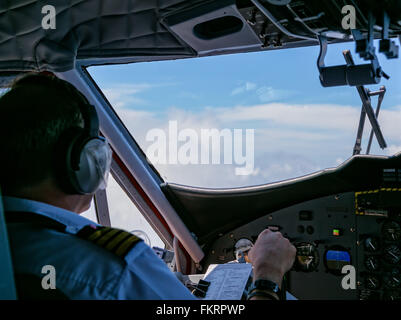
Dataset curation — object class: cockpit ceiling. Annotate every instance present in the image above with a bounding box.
[0,0,194,72]
[1,0,400,72]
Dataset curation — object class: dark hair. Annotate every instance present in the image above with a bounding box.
[0,73,88,193]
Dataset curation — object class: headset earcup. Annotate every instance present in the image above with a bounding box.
[56,130,107,195]
[73,138,110,194]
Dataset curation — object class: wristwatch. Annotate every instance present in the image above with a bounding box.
[247,279,281,300]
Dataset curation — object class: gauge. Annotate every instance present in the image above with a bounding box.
[365,275,381,290]
[294,242,320,272]
[364,237,380,252]
[364,256,380,272]
[234,238,253,262]
[384,244,401,264]
[382,220,401,241]
[383,268,401,289]
[383,291,401,301]
[324,247,351,275]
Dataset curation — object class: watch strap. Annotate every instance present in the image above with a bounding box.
[250,279,281,295]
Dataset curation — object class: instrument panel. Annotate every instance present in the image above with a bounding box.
[202,189,401,300]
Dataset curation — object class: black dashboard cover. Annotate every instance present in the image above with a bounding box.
[162,153,401,244]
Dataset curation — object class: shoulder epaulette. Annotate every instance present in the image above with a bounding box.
[76,225,142,259]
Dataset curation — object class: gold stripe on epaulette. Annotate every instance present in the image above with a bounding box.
[105,231,132,251]
[96,229,121,246]
[76,225,142,259]
[115,235,141,258]
[87,228,108,242]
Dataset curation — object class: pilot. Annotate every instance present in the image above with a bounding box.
[0,73,296,300]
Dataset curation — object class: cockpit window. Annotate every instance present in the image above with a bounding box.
[88,41,401,188]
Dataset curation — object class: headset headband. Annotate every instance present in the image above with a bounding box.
[80,102,100,137]
[62,85,99,137]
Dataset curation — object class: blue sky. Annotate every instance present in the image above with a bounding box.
[90,40,401,110]
[89,40,401,188]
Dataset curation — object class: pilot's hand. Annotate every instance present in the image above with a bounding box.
[248,229,296,288]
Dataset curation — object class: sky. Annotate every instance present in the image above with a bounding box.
[84,40,401,246]
[89,40,401,187]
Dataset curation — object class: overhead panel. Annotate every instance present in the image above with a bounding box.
[162,0,262,55]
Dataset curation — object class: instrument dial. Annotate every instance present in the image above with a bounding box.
[294,242,320,272]
[365,275,381,290]
[382,220,401,241]
[364,256,380,272]
[383,268,401,289]
[384,244,401,264]
[364,237,380,252]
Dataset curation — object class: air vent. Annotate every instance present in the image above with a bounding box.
[193,16,243,40]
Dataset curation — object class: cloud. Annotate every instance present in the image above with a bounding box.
[231,82,294,102]
[256,86,294,103]
[101,82,178,109]
[375,105,401,140]
[215,103,360,131]
[98,88,401,188]
[336,158,344,165]
[101,83,152,109]
[231,82,257,95]
[386,144,401,155]
[110,102,349,186]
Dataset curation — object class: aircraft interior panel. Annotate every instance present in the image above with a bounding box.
[203,187,401,300]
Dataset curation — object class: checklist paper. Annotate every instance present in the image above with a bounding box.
[202,263,252,300]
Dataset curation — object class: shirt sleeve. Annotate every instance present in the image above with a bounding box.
[114,241,197,300]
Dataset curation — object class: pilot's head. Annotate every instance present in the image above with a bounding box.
[0,73,112,213]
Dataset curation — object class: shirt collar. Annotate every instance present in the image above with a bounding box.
[2,196,99,234]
